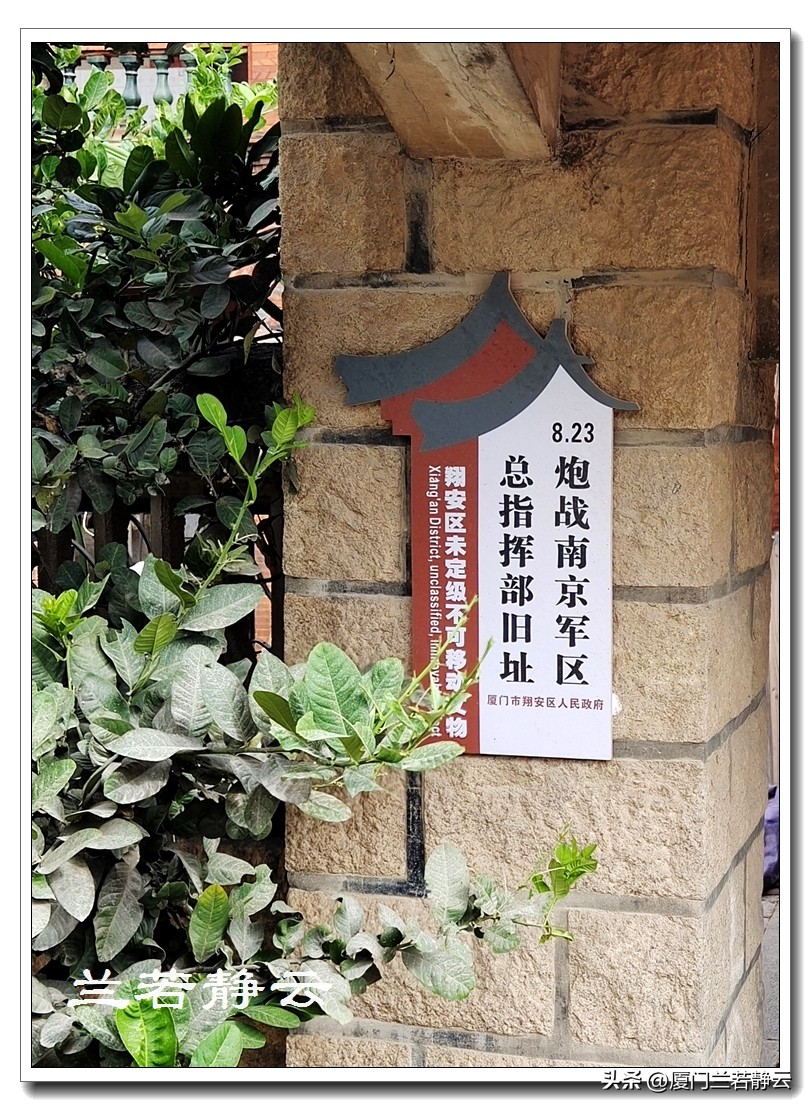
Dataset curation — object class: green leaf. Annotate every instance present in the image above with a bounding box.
[179,583,263,632]
[35,237,88,288]
[270,407,299,446]
[342,766,381,797]
[49,476,82,533]
[425,843,470,925]
[164,128,197,178]
[105,727,205,762]
[57,395,82,436]
[186,354,232,377]
[138,554,182,619]
[103,759,171,804]
[77,464,116,513]
[189,884,229,962]
[123,146,155,194]
[205,853,254,885]
[156,190,190,217]
[136,333,181,371]
[86,344,128,378]
[115,998,177,1067]
[228,904,264,964]
[134,613,178,656]
[75,574,109,615]
[202,663,254,742]
[169,644,215,738]
[32,757,75,812]
[101,622,145,690]
[235,1022,266,1049]
[333,895,364,942]
[241,1005,300,1029]
[47,856,96,923]
[81,69,112,111]
[42,94,82,131]
[303,643,371,739]
[92,817,148,850]
[295,791,352,824]
[251,691,297,734]
[222,425,247,463]
[37,828,101,874]
[199,284,230,319]
[196,393,228,432]
[363,657,405,707]
[402,935,476,1000]
[399,741,465,773]
[190,1021,243,1067]
[94,862,144,962]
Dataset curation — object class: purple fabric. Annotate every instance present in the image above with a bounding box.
[763,785,779,891]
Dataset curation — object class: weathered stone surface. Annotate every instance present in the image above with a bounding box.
[432,129,743,276]
[284,593,411,671]
[572,286,744,429]
[283,444,406,581]
[286,1033,410,1067]
[281,133,406,274]
[562,43,756,127]
[423,1046,602,1067]
[708,1035,727,1065]
[737,359,777,430]
[568,909,709,1054]
[614,600,710,744]
[286,770,407,879]
[285,890,555,1036]
[744,840,765,970]
[733,441,774,575]
[284,286,558,432]
[424,753,729,900]
[708,577,770,738]
[614,446,733,587]
[729,703,769,855]
[284,288,476,431]
[725,963,764,1066]
[278,43,383,121]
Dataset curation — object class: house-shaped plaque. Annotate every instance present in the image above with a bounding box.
[335,274,638,759]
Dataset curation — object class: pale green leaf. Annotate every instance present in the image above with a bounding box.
[295,791,352,824]
[179,584,263,632]
[399,741,464,773]
[32,757,75,812]
[425,843,470,925]
[105,727,205,761]
[94,862,144,962]
[402,935,476,1000]
[202,662,254,742]
[190,1021,243,1067]
[47,856,96,922]
[103,759,171,804]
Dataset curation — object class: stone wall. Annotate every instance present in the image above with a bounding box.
[278,41,775,1067]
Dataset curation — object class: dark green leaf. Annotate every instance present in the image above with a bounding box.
[199,284,230,319]
[187,354,232,377]
[42,95,81,131]
[57,395,82,436]
[252,691,298,734]
[164,129,198,179]
[136,334,181,370]
[86,344,128,379]
[77,463,115,513]
[123,146,155,194]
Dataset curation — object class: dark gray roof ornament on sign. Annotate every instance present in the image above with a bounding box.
[335,273,638,452]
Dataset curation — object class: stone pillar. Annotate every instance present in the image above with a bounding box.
[279,41,773,1068]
